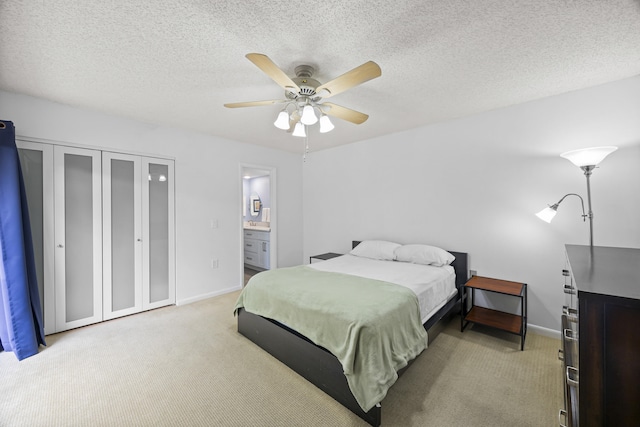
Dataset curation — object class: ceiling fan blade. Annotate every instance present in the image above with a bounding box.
[246,53,300,92]
[315,61,381,98]
[224,99,287,108]
[322,102,369,124]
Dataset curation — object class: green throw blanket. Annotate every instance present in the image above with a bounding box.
[234,265,428,412]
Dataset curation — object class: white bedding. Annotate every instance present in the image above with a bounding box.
[309,254,457,324]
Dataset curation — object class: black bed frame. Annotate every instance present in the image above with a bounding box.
[237,242,469,426]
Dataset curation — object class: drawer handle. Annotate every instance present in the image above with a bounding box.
[559,409,567,427]
[562,269,570,277]
[246,257,253,261]
[563,328,578,341]
[566,366,579,387]
[563,284,576,295]
[562,306,578,316]
[246,243,253,247]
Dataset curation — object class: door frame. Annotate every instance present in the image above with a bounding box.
[239,163,277,285]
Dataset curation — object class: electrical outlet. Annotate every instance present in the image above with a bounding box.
[211,258,219,269]
[470,269,477,277]
[210,219,218,229]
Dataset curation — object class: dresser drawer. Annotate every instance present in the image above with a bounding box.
[244,239,259,254]
[244,253,259,265]
[244,229,270,241]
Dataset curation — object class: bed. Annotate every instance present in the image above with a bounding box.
[235,241,469,426]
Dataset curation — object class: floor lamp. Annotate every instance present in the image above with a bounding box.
[536,146,618,247]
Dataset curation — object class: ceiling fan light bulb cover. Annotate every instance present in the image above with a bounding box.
[319,115,334,133]
[292,122,306,137]
[300,105,318,125]
[560,146,618,167]
[274,111,290,130]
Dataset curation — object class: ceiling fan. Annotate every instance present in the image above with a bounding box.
[224,53,381,137]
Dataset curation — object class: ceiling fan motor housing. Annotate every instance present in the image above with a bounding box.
[286,65,321,100]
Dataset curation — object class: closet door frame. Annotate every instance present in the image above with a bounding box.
[102,152,143,320]
[54,145,103,332]
[142,157,176,310]
[16,140,55,335]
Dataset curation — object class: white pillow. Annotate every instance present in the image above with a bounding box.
[349,240,400,261]
[394,244,455,267]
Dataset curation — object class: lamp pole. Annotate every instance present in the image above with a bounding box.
[581,165,595,247]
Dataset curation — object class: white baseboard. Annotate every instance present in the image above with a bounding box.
[176,285,242,306]
[528,323,561,340]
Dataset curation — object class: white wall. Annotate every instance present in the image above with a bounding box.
[3,74,639,332]
[302,75,640,332]
[0,90,304,304]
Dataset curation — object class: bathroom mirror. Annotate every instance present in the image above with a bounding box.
[250,192,261,217]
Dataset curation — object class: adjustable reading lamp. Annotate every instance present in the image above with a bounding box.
[536,146,617,246]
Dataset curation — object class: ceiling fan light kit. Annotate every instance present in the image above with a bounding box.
[319,114,335,133]
[273,110,290,130]
[224,53,381,138]
[300,104,318,125]
[292,122,306,137]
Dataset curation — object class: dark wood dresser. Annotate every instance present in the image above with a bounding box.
[562,244,640,426]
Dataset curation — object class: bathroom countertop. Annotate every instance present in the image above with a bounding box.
[244,225,270,232]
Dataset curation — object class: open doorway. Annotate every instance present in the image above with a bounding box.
[240,164,277,286]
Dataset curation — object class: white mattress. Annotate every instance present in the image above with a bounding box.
[309,254,457,324]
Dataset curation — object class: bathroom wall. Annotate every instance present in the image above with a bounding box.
[243,176,270,222]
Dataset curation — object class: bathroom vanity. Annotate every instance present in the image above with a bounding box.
[244,227,270,270]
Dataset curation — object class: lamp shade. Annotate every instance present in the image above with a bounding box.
[300,105,318,125]
[536,206,558,223]
[319,115,334,133]
[292,122,306,137]
[560,146,617,167]
[273,111,290,130]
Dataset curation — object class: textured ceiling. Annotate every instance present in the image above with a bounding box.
[1,1,640,153]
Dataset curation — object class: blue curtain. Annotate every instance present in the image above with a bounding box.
[0,120,46,360]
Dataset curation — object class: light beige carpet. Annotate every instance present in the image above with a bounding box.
[0,291,563,426]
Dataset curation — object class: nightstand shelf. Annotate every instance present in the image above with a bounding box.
[309,252,342,264]
[461,275,527,350]
[464,306,522,334]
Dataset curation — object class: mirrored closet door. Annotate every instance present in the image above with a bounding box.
[103,152,143,320]
[54,145,103,332]
[142,158,175,310]
[17,141,55,335]
[103,155,176,318]
[17,140,175,334]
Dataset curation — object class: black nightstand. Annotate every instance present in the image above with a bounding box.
[309,252,342,264]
